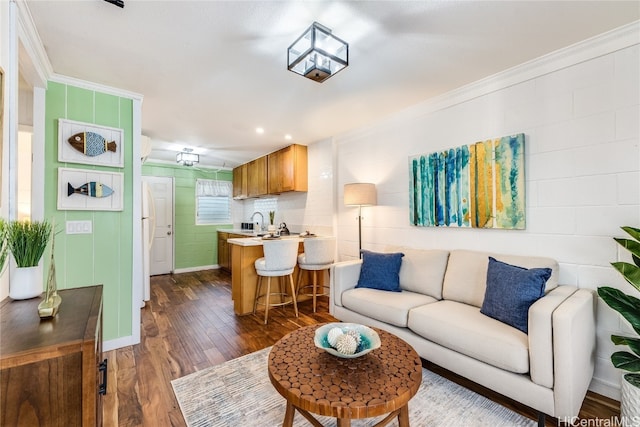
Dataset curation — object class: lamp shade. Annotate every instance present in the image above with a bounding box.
[344,183,376,206]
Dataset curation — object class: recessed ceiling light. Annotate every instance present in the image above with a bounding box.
[256,127,265,134]
[285,134,292,140]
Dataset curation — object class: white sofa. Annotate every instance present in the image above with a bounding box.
[330,248,596,423]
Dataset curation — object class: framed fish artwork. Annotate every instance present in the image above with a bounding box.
[58,119,124,167]
[57,167,124,211]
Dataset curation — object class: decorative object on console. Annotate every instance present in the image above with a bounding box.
[58,167,124,211]
[409,133,525,229]
[58,118,124,167]
[355,249,404,292]
[176,148,199,166]
[7,219,52,300]
[287,22,348,83]
[597,226,640,423]
[38,221,61,318]
[344,182,376,257]
[314,323,381,358]
[480,257,551,334]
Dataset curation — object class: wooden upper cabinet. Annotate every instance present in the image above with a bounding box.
[267,144,308,194]
[232,164,248,199]
[247,156,268,197]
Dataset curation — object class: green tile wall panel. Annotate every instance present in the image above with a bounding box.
[66,86,94,123]
[44,81,134,342]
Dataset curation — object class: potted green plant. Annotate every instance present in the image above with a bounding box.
[268,211,276,232]
[7,219,52,300]
[597,226,640,424]
[0,218,8,274]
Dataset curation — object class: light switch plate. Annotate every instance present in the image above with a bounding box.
[66,220,93,234]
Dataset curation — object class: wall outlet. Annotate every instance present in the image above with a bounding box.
[66,220,93,234]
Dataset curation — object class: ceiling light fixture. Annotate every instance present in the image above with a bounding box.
[256,127,265,134]
[287,22,348,83]
[176,148,199,167]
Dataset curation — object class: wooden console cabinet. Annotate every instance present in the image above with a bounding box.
[1,285,105,426]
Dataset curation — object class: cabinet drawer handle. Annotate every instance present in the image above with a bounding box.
[99,358,108,395]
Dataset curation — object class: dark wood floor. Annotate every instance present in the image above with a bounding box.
[103,269,620,426]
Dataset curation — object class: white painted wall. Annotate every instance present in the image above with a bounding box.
[235,138,336,237]
[332,31,639,399]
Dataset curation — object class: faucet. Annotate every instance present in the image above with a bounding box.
[250,211,264,232]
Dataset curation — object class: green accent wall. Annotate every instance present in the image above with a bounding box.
[44,81,134,342]
[142,163,233,270]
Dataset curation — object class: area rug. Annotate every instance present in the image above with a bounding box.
[171,347,536,427]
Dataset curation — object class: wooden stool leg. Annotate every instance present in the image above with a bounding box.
[312,270,318,313]
[288,274,299,318]
[253,276,262,314]
[264,277,271,324]
[295,268,303,296]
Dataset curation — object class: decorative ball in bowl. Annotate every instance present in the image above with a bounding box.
[314,323,381,358]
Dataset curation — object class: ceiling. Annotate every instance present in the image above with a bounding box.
[24,1,639,168]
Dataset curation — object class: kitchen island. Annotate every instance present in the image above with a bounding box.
[228,236,320,315]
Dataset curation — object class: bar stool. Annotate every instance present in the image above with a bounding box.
[253,239,300,324]
[296,236,336,313]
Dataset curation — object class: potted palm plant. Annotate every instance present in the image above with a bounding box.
[597,226,640,425]
[7,219,52,300]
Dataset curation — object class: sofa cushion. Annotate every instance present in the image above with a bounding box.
[442,250,559,308]
[396,248,449,299]
[355,250,404,292]
[481,257,551,333]
[408,300,530,373]
[342,288,437,327]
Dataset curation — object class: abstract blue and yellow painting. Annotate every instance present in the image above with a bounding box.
[409,133,525,229]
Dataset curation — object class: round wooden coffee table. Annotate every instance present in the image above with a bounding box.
[268,324,422,427]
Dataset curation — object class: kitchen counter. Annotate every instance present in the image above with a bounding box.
[228,235,319,315]
[227,235,302,247]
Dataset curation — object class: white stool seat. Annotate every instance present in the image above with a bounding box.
[253,239,299,324]
[297,254,332,271]
[296,236,336,313]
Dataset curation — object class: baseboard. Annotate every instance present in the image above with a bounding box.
[173,265,218,274]
[589,377,620,401]
[103,335,137,352]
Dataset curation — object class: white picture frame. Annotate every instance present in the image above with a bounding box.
[57,167,124,211]
[58,118,124,167]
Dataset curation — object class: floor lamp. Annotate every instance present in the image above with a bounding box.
[344,183,377,258]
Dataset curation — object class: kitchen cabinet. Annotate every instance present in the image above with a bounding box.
[232,163,248,199]
[218,231,252,273]
[267,144,307,194]
[1,286,105,426]
[247,156,268,197]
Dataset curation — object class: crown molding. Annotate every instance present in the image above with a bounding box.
[50,73,144,102]
[336,20,640,145]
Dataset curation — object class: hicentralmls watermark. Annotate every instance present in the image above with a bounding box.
[559,416,640,427]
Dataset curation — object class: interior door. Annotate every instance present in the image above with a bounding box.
[144,176,174,275]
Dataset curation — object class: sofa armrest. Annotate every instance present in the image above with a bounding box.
[528,285,577,388]
[552,288,596,420]
[330,260,362,308]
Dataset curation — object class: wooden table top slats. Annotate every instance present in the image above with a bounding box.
[268,324,422,420]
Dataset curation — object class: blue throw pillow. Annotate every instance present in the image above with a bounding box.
[355,250,405,292]
[480,257,552,334]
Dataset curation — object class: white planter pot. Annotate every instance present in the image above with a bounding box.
[621,377,640,427]
[9,263,43,300]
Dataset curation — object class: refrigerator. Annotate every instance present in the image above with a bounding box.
[141,179,155,307]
